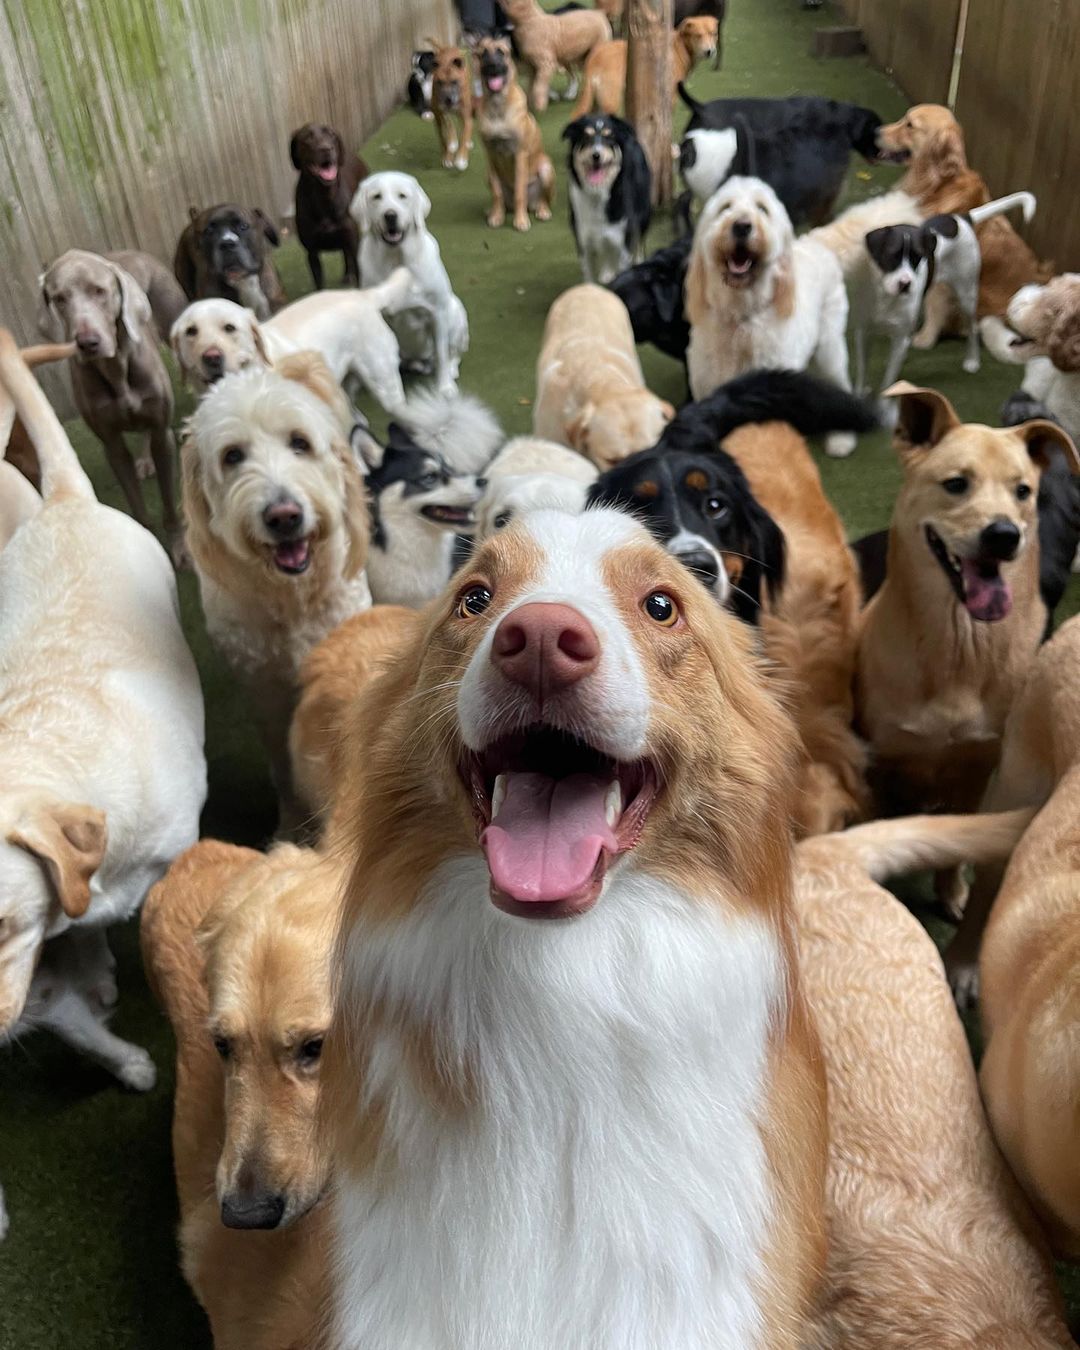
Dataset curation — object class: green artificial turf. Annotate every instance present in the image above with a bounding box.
[0,0,1075,1344]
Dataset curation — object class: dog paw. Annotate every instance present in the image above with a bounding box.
[962,357,981,374]
[486,211,505,229]
[117,1049,156,1093]
[513,215,531,233]
[947,959,980,1011]
[825,431,857,458]
[535,205,552,222]
[421,111,434,122]
[910,329,936,351]
[135,455,156,481]
[454,155,469,171]
[442,156,454,169]
[168,532,192,572]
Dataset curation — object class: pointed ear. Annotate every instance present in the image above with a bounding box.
[564,404,594,453]
[684,243,709,327]
[1016,418,1080,475]
[8,803,107,918]
[883,381,961,454]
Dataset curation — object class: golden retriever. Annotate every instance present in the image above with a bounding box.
[533,284,674,469]
[141,839,342,1349]
[570,16,718,118]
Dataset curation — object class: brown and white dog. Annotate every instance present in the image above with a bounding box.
[570,16,719,118]
[854,381,1079,913]
[323,507,827,1348]
[141,839,341,1350]
[429,43,474,172]
[499,0,611,112]
[797,811,1072,1349]
[533,284,674,469]
[475,36,556,233]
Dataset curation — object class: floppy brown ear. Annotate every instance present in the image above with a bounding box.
[883,381,962,454]
[336,438,370,580]
[8,803,107,919]
[564,405,594,453]
[36,279,64,342]
[289,128,305,170]
[250,315,271,367]
[254,209,280,248]
[180,428,216,568]
[1016,419,1080,475]
[683,243,709,327]
[925,116,966,180]
[1048,311,1080,374]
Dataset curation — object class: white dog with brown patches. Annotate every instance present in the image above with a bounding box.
[182,352,369,834]
[686,177,856,457]
[324,508,827,1348]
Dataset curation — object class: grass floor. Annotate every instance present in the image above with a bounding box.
[1,0,1076,1344]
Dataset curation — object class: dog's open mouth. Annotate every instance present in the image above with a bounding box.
[925,525,1012,622]
[1006,322,1037,352]
[876,143,911,164]
[585,162,614,186]
[482,67,507,93]
[421,503,475,527]
[225,267,255,284]
[271,538,312,575]
[462,727,659,919]
[379,222,405,244]
[314,163,338,183]
[724,242,759,286]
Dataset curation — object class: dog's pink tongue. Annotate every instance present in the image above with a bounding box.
[961,559,1012,622]
[316,165,338,182]
[274,539,310,571]
[487,75,505,91]
[482,772,618,904]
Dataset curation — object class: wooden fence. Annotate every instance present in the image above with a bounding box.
[839,0,1080,273]
[0,0,455,412]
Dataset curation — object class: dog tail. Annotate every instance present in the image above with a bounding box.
[677,81,705,119]
[696,369,878,441]
[970,191,1036,226]
[398,387,504,475]
[801,809,1034,883]
[368,266,417,317]
[0,329,95,502]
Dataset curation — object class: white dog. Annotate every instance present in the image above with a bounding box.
[170,298,298,392]
[0,331,205,1239]
[351,172,468,397]
[685,176,857,457]
[182,352,370,834]
[473,434,597,540]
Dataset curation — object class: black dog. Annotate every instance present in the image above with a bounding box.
[563,115,651,285]
[408,50,438,118]
[609,234,693,363]
[290,123,369,291]
[173,204,285,320]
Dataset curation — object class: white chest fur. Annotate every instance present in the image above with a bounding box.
[332,858,784,1350]
[570,179,631,284]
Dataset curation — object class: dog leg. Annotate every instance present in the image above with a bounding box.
[486,159,506,229]
[513,150,531,232]
[103,434,152,528]
[307,249,325,291]
[531,60,555,113]
[39,987,156,1091]
[149,424,188,569]
[912,281,952,350]
[343,244,360,288]
[535,156,554,224]
[813,326,858,458]
[956,277,981,373]
[852,324,868,398]
[456,109,472,171]
[435,111,455,170]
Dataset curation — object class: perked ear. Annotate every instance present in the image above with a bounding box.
[8,802,107,919]
[1016,419,1080,475]
[883,381,962,454]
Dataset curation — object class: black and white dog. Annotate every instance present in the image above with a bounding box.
[563,114,651,285]
[609,234,693,363]
[590,370,877,618]
[407,50,438,120]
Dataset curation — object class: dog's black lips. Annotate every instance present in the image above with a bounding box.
[925,525,965,603]
[421,503,474,525]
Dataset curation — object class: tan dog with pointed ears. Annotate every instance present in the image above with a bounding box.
[855,381,1079,914]
[430,42,474,172]
[324,507,826,1349]
[475,36,556,233]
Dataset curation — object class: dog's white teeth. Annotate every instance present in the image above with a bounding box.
[492,774,508,817]
[605,782,623,828]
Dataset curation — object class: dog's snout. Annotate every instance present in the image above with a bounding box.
[492,602,599,699]
[675,549,720,587]
[262,500,304,537]
[980,518,1022,561]
[220,1189,286,1231]
[75,330,101,356]
[732,219,753,241]
[202,348,225,374]
[383,209,398,226]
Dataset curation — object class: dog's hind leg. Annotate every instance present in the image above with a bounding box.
[39,986,156,1091]
[912,280,952,350]
[954,272,982,373]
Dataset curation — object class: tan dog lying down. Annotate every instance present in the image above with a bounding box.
[797,811,1071,1349]
[855,381,1079,913]
[950,616,1080,1259]
[725,421,867,836]
[533,284,674,469]
[141,840,342,1350]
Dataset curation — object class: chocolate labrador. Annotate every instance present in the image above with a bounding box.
[290,123,368,290]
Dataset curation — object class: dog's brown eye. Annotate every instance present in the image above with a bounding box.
[298,1037,323,1065]
[223,323,236,334]
[289,433,312,454]
[643,592,679,626]
[942,476,968,495]
[705,495,730,522]
[222,445,245,467]
[458,585,493,617]
[1016,483,1032,501]
[494,510,513,530]
[213,1035,232,1059]
[185,324,197,337]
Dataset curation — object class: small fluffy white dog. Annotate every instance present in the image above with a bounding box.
[685,176,857,457]
[351,172,468,396]
[0,332,205,1239]
[182,352,370,834]
[475,434,598,539]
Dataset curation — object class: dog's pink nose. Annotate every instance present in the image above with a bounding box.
[492,603,599,698]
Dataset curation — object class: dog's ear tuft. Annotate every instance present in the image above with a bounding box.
[276,351,351,425]
[8,801,107,919]
[1016,419,1080,475]
[254,209,280,248]
[289,128,306,170]
[884,381,961,454]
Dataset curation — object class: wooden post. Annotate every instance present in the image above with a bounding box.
[625,0,674,207]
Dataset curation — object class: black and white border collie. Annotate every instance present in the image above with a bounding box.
[563,114,652,286]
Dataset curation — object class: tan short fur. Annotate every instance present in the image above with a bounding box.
[571,17,718,118]
[475,38,556,233]
[499,0,611,113]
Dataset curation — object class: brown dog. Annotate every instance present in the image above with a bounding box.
[429,43,474,172]
[855,381,1079,913]
[797,811,1072,1349]
[475,37,556,233]
[141,839,342,1350]
[724,421,868,836]
[500,0,611,112]
[174,203,286,321]
[571,16,719,118]
[290,123,368,290]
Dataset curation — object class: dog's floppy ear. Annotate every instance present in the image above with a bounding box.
[168,316,189,386]
[249,314,271,367]
[564,404,594,454]
[924,114,967,182]
[107,261,152,346]
[253,209,280,248]
[350,183,372,232]
[1015,419,1080,475]
[562,117,584,143]
[289,127,306,170]
[337,437,371,581]
[772,255,795,321]
[36,273,64,342]
[180,424,216,567]
[684,242,709,327]
[276,350,352,426]
[415,181,432,222]
[8,801,107,919]
[1048,310,1080,374]
[884,381,961,454]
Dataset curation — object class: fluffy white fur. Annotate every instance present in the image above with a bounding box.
[680,126,738,204]
[351,172,469,396]
[170,298,298,393]
[482,432,603,482]
[475,471,591,538]
[806,189,922,276]
[982,276,1080,445]
[390,386,504,476]
[685,176,857,457]
[366,465,482,609]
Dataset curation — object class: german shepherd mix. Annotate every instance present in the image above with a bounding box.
[475,36,556,233]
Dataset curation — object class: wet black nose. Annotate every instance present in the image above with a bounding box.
[980,518,1021,561]
[262,500,304,537]
[220,1192,285,1231]
[897,278,911,293]
[201,349,224,375]
[590,149,602,164]
[674,549,720,586]
[732,219,752,241]
[384,210,398,227]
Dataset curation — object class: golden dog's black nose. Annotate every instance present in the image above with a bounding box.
[980,518,1021,562]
